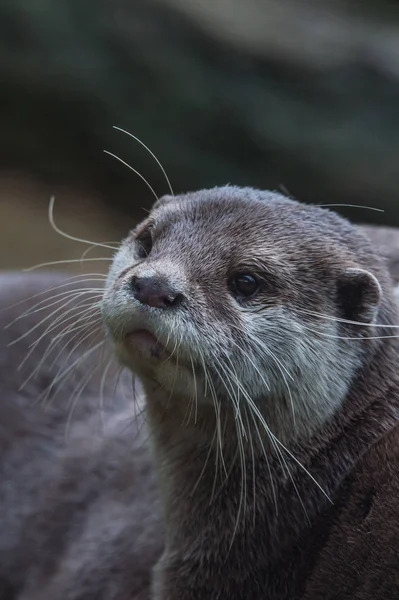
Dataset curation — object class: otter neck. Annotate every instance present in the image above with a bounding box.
[142,350,399,561]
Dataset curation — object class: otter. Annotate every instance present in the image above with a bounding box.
[101,186,399,600]
[1,189,399,599]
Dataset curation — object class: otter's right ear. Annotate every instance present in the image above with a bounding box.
[337,268,382,325]
[151,194,175,211]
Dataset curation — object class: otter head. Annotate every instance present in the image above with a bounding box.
[102,186,392,445]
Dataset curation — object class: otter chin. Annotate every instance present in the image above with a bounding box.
[102,185,399,600]
[125,329,165,359]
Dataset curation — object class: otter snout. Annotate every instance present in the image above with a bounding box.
[130,275,184,309]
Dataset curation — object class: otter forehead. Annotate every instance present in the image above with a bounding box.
[128,186,362,275]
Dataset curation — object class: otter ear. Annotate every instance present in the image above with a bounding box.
[337,268,382,324]
[151,194,175,211]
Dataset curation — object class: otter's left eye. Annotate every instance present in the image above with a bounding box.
[230,274,259,299]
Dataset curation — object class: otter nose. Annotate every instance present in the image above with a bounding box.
[130,275,183,309]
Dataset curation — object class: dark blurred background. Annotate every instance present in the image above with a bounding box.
[1,0,399,272]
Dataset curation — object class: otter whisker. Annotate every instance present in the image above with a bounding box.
[230,409,247,550]
[269,429,332,504]
[228,337,271,393]
[108,368,150,446]
[25,257,113,272]
[205,348,252,503]
[48,318,103,374]
[221,360,318,523]
[113,125,174,195]
[212,350,246,437]
[103,150,159,203]
[215,363,251,548]
[2,273,107,317]
[191,425,218,497]
[80,243,119,260]
[10,298,100,367]
[19,317,102,391]
[64,360,104,438]
[15,288,104,321]
[19,299,101,362]
[240,389,309,524]
[42,326,105,408]
[319,204,384,212]
[193,350,228,493]
[5,282,104,327]
[245,337,296,426]
[302,324,399,342]
[99,358,114,432]
[246,334,294,382]
[190,355,199,425]
[171,334,183,398]
[220,360,290,506]
[297,308,399,330]
[243,406,257,529]
[247,408,278,515]
[43,310,103,376]
[37,340,105,405]
[27,305,101,365]
[203,357,228,493]
[182,354,198,426]
[48,196,118,251]
[10,294,100,348]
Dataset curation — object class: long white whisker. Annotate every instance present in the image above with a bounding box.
[9,294,97,347]
[220,358,329,517]
[13,295,101,350]
[103,150,159,202]
[247,408,278,514]
[48,196,117,250]
[244,338,296,426]
[113,126,174,195]
[212,351,246,438]
[319,204,384,212]
[24,257,113,272]
[38,341,104,404]
[303,324,399,341]
[64,361,103,437]
[5,285,103,328]
[2,274,106,318]
[14,288,103,321]
[99,359,114,431]
[81,243,119,260]
[19,318,102,391]
[17,304,101,378]
[297,308,399,329]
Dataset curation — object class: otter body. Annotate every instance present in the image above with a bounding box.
[102,186,399,600]
[2,188,399,599]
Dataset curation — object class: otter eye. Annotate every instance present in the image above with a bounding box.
[230,274,259,299]
[136,230,152,259]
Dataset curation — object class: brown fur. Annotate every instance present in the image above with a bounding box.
[102,186,399,599]
[1,191,399,599]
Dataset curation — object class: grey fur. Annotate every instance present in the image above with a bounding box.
[1,188,399,599]
[103,186,399,599]
[0,272,163,599]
